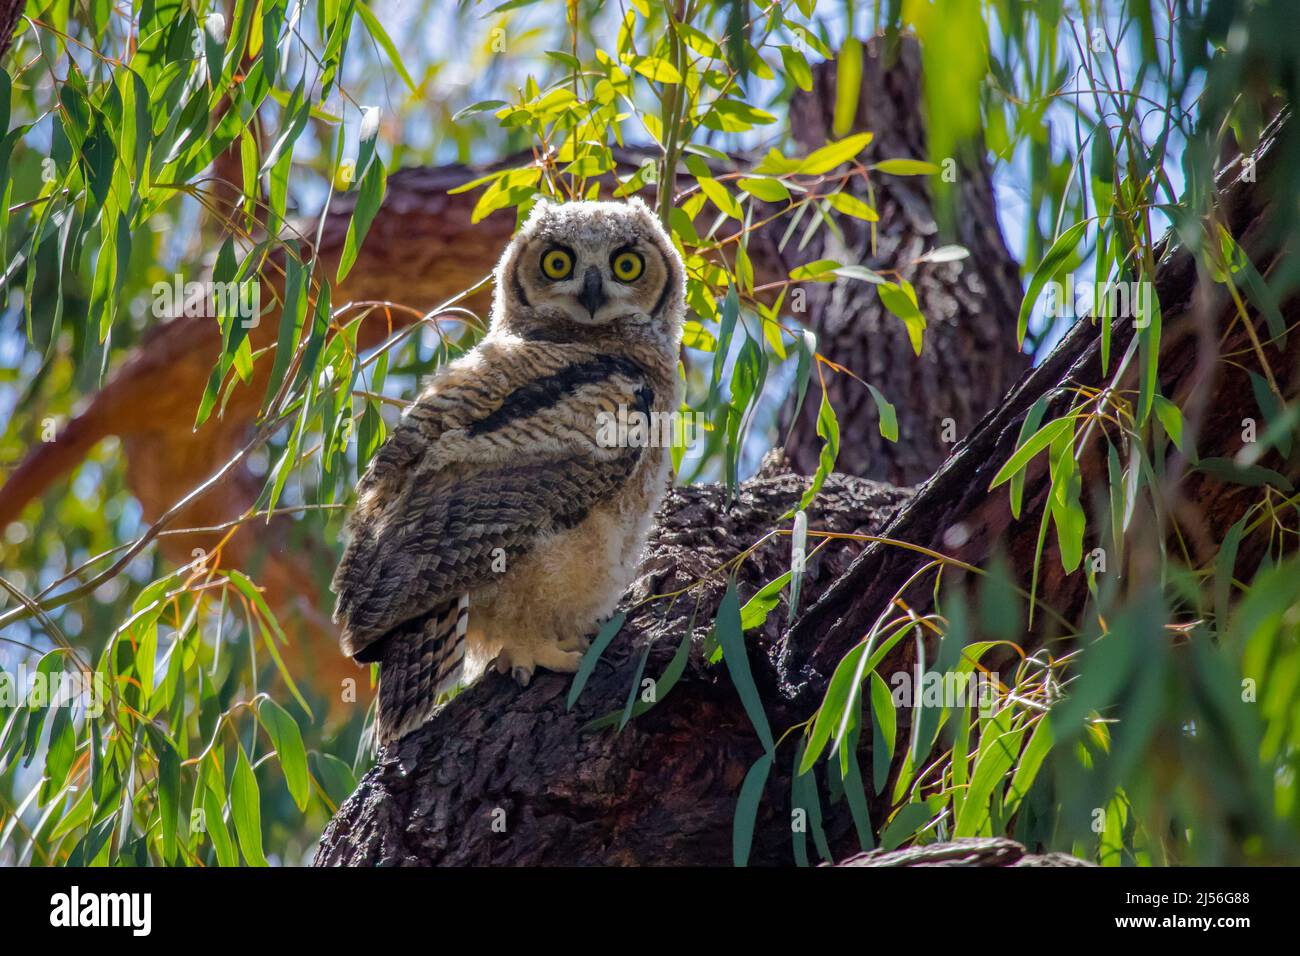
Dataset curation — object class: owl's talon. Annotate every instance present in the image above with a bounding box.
[512,665,533,687]
[557,632,592,654]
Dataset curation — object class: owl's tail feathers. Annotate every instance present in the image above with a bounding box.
[375,594,470,746]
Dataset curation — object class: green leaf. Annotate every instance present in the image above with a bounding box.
[800,642,866,775]
[799,132,873,175]
[826,191,879,221]
[1003,716,1052,818]
[202,785,238,867]
[877,280,926,355]
[356,2,419,93]
[866,384,898,441]
[1214,517,1247,634]
[230,745,268,866]
[616,642,652,732]
[1010,397,1049,518]
[1152,395,1187,455]
[871,158,941,176]
[1247,370,1291,459]
[737,177,791,203]
[679,23,722,58]
[155,732,181,862]
[628,55,681,83]
[989,416,1075,489]
[452,99,508,122]
[262,249,308,410]
[715,580,775,754]
[310,752,359,805]
[780,44,813,91]
[226,571,313,716]
[337,155,386,282]
[1047,428,1085,573]
[697,176,743,219]
[1017,220,1087,345]
[1194,457,1293,491]
[566,612,626,710]
[880,801,934,851]
[789,259,841,282]
[832,38,862,138]
[733,751,772,866]
[257,698,310,812]
[870,671,895,794]
[797,387,840,512]
[790,741,832,864]
[704,99,777,132]
[681,320,717,351]
[955,725,1025,836]
[740,572,793,630]
[1136,287,1162,425]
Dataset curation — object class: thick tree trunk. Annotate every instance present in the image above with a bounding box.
[780,111,1296,702]
[0,0,23,60]
[316,115,1292,867]
[780,37,1029,485]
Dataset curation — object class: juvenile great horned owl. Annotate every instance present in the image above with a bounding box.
[332,197,686,744]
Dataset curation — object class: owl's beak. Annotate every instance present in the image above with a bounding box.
[578,267,607,317]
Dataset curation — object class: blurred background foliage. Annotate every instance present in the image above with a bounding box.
[2,0,1300,866]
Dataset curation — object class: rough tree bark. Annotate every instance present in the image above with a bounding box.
[316,115,1293,866]
[316,464,912,865]
[780,37,1028,484]
[0,0,23,61]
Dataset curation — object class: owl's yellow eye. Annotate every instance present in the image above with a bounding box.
[541,248,574,280]
[611,250,645,283]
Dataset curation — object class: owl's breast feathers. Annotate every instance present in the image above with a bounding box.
[330,337,674,664]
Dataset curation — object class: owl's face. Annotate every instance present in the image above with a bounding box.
[491,197,684,345]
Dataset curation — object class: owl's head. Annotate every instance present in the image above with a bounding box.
[489,196,685,348]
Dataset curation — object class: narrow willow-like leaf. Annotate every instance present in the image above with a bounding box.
[866,383,898,441]
[797,388,839,512]
[1214,516,1247,637]
[869,670,895,795]
[1016,220,1087,345]
[733,751,772,867]
[879,801,934,851]
[715,580,775,754]
[566,611,626,710]
[955,725,1025,837]
[739,571,792,631]
[337,156,387,282]
[617,642,652,732]
[230,745,268,866]
[257,698,310,812]
[1003,716,1052,818]
[1010,397,1049,518]
[989,416,1075,490]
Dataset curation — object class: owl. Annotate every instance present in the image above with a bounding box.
[332,196,686,745]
